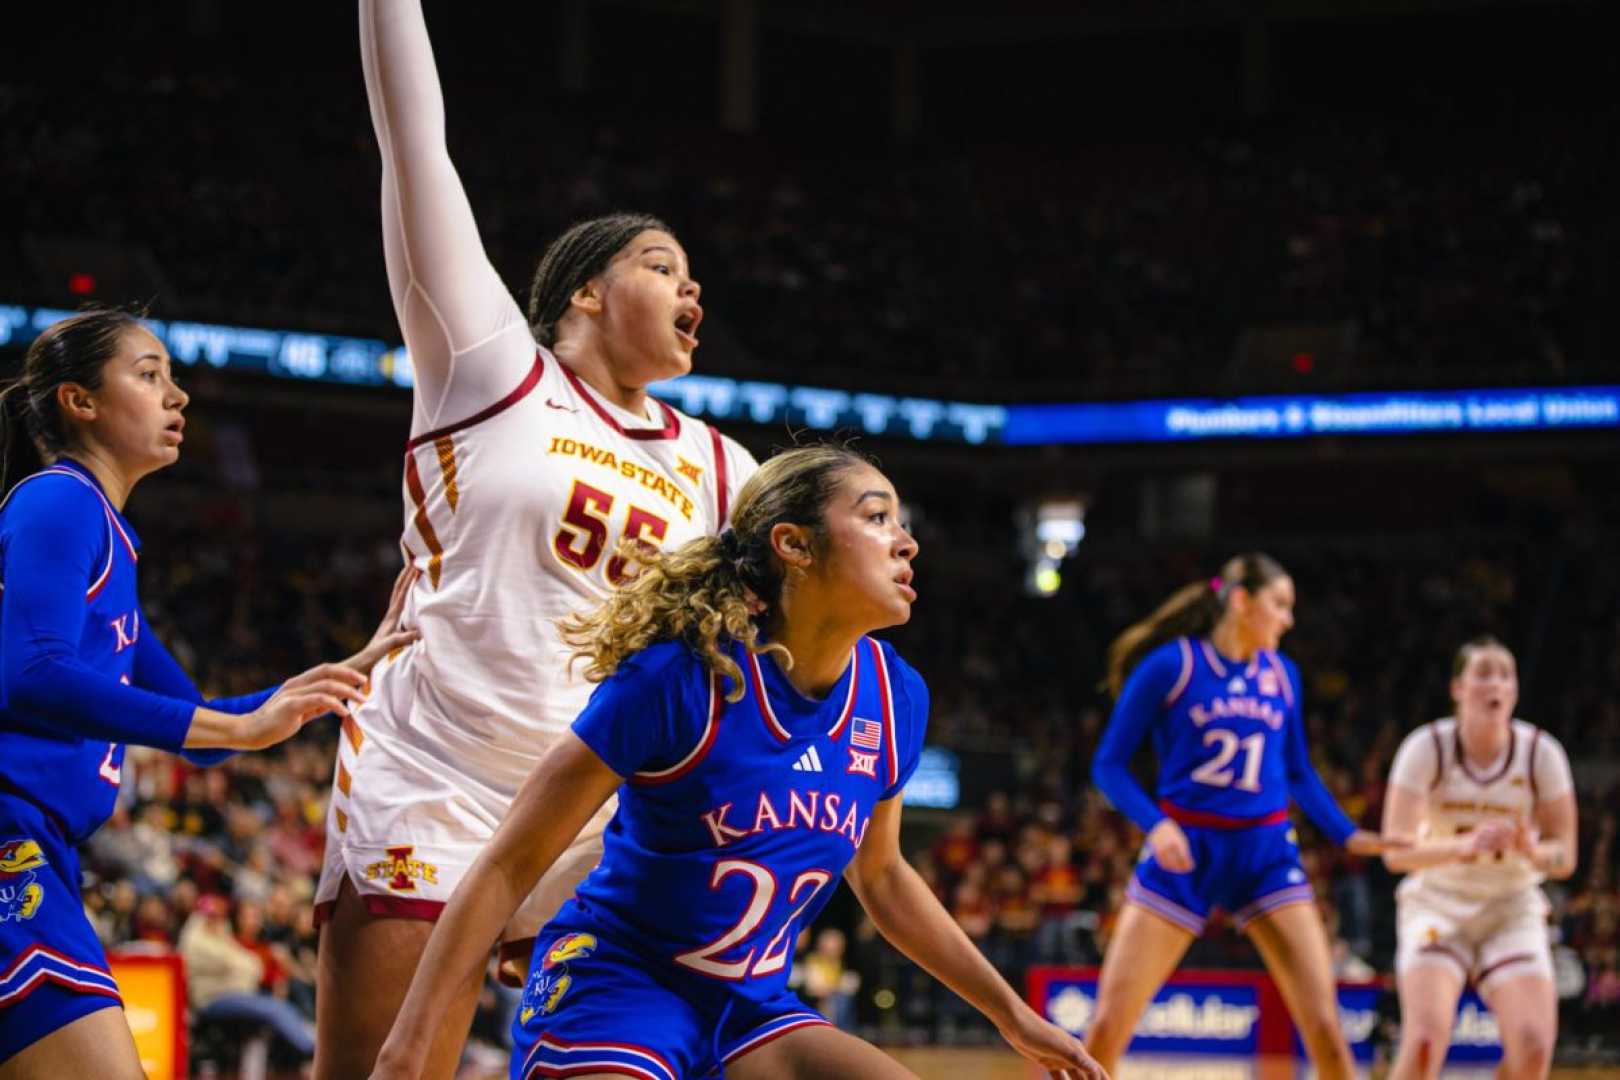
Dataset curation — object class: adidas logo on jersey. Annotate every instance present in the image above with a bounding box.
[792,746,824,773]
[1228,677,1245,693]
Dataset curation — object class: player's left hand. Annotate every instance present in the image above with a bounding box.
[997,1006,1109,1079]
[1509,815,1540,857]
[1344,829,1411,856]
[345,564,423,675]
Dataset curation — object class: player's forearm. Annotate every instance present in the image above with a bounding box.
[1532,839,1576,879]
[853,857,1026,1030]
[7,652,193,750]
[1381,836,1470,873]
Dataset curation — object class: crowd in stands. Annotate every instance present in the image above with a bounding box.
[0,15,1605,400]
[65,486,1618,1068]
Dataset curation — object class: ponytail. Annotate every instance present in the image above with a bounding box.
[558,443,870,702]
[559,533,779,703]
[0,379,46,495]
[1102,551,1289,697]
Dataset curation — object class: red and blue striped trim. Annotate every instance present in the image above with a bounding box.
[0,945,122,1008]
[1125,878,1206,935]
[867,639,900,790]
[1232,883,1316,930]
[632,672,724,786]
[747,647,859,744]
[720,1011,833,1064]
[1165,638,1195,706]
[0,467,137,601]
[520,1033,677,1080]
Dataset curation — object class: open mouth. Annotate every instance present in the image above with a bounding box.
[674,306,703,348]
[164,418,185,440]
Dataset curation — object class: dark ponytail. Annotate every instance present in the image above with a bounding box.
[1,305,145,494]
[526,212,672,347]
[1103,552,1289,697]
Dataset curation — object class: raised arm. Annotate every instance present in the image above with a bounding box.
[370,732,622,1079]
[360,0,532,428]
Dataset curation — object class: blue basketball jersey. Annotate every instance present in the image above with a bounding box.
[551,635,927,1005]
[0,463,145,842]
[1093,636,1355,843]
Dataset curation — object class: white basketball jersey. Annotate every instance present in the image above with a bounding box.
[385,347,754,787]
[1390,718,1568,901]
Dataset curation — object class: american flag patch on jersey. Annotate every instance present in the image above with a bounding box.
[851,717,882,750]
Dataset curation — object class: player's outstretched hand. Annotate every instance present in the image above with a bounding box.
[997,1007,1109,1079]
[1344,829,1414,856]
[344,565,423,675]
[234,670,362,750]
[1147,818,1194,873]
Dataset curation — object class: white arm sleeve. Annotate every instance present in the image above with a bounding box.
[1531,731,1574,803]
[1388,725,1440,794]
[361,0,532,432]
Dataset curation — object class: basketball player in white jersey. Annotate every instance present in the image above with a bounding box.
[314,3,757,1076]
[1382,636,1577,1080]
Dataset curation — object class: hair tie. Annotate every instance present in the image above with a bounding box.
[718,528,744,562]
[1210,576,1224,594]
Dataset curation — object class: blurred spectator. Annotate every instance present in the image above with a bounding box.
[179,894,315,1060]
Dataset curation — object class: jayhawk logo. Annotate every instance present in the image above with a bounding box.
[518,933,597,1024]
[0,839,47,923]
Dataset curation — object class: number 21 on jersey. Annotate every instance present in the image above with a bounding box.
[1190,729,1264,792]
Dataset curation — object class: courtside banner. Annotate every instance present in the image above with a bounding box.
[1027,967,1292,1056]
[109,951,187,1080]
[1030,968,1501,1063]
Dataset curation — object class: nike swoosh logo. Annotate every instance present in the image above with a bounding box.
[545,398,576,412]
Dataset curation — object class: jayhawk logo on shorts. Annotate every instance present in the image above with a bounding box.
[518,933,597,1024]
[0,839,47,924]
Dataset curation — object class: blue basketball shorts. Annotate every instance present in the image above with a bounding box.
[510,925,831,1079]
[1127,815,1316,935]
[0,798,122,1064]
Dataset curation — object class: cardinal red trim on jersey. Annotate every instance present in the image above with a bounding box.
[1429,724,1446,789]
[1159,800,1289,830]
[1457,725,1516,786]
[312,893,445,928]
[1528,727,1542,801]
[1476,951,1539,987]
[869,639,900,789]
[403,452,444,588]
[404,350,545,451]
[632,672,724,785]
[1416,943,1471,980]
[559,363,681,441]
[709,424,729,523]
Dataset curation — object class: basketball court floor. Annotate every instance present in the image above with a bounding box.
[884,1048,1615,1078]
